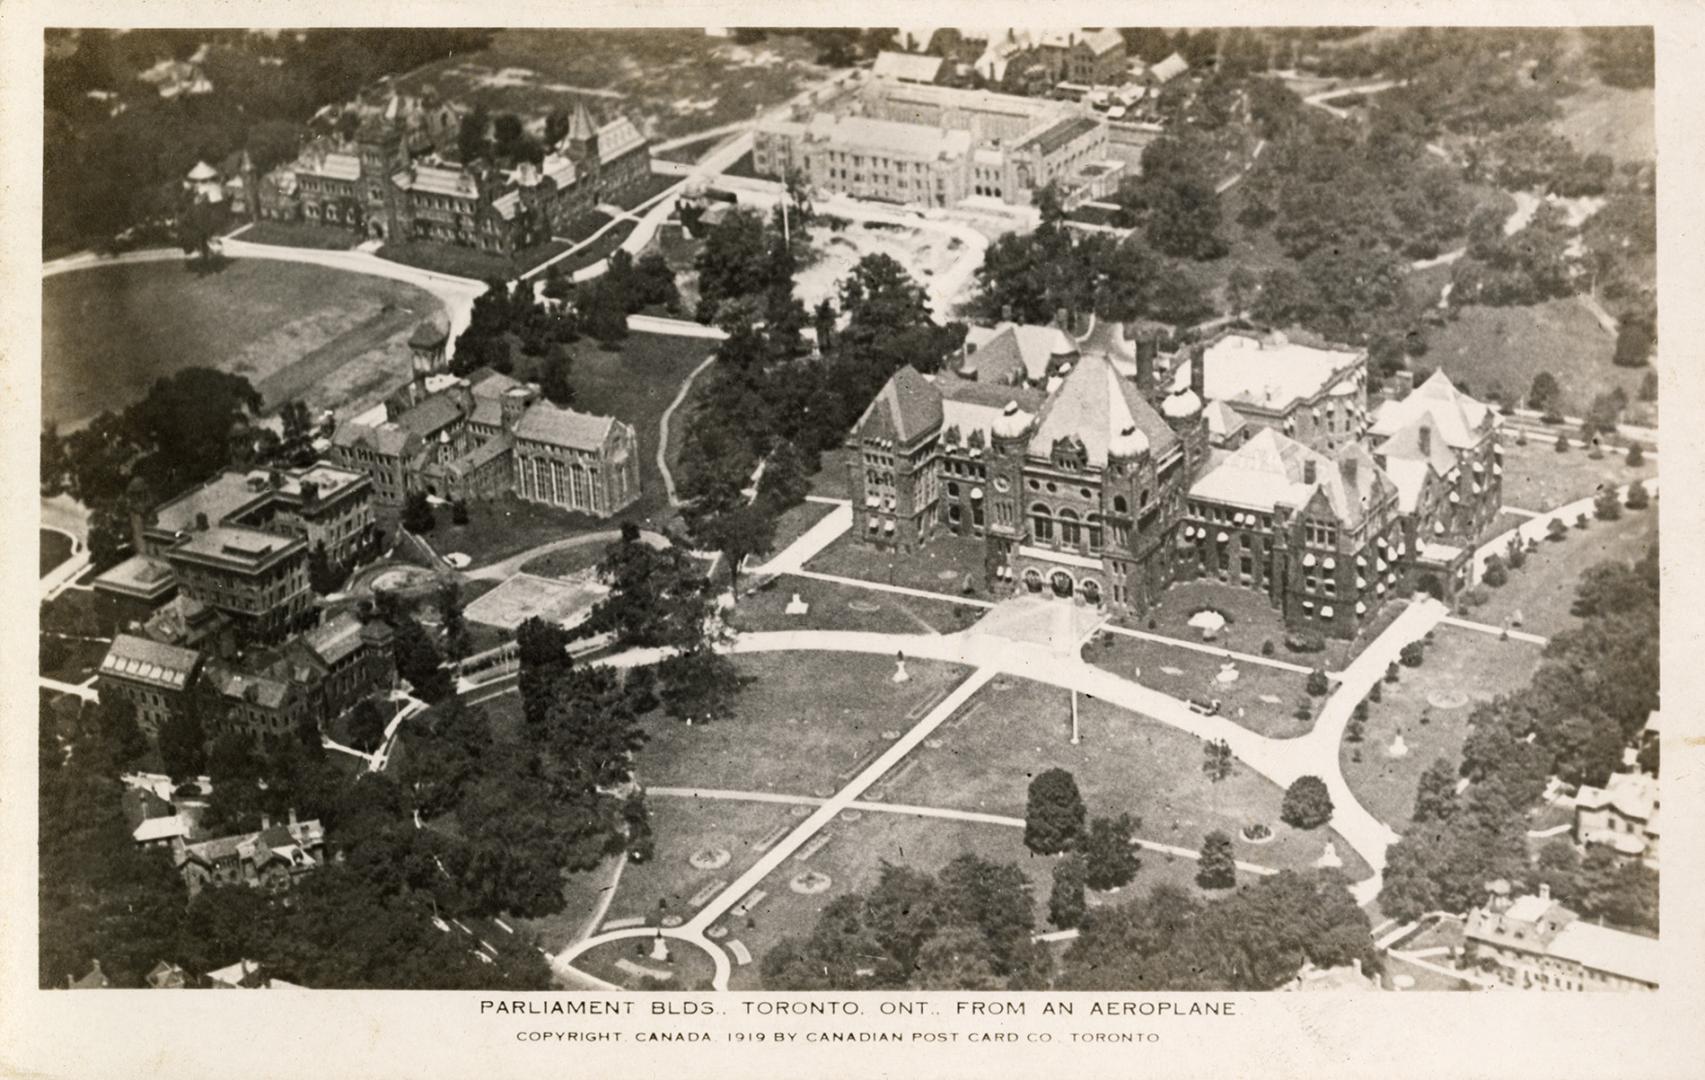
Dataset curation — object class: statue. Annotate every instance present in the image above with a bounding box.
[650,931,671,963]
[892,650,910,683]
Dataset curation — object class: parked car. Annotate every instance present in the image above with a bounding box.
[1188,696,1222,716]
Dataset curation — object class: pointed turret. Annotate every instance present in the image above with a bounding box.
[565,102,600,165]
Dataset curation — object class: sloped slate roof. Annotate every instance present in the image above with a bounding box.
[512,401,617,450]
[854,366,944,444]
[1027,352,1177,465]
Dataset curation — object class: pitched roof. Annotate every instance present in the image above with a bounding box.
[805,112,972,161]
[1190,428,1393,528]
[393,163,480,199]
[298,611,369,667]
[100,635,200,690]
[512,401,618,450]
[1370,370,1494,450]
[396,392,469,438]
[1180,332,1364,414]
[1150,52,1189,83]
[1574,771,1658,821]
[873,50,948,83]
[1027,352,1177,465]
[963,322,1077,383]
[133,814,192,843]
[331,419,417,459]
[567,102,598,143]
[1203,399,1247,440]
[1020,115,1101,157]
[1083,28,1125,55]
[854,366,944,444]
[938,377,1044,443]
[1548,921,1660,985]
[205,662,292,710]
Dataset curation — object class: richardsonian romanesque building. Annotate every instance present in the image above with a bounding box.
[849,326,1503,637]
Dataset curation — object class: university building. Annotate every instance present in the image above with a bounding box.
[1464,886,1658,991]
[850,324,1503,637]
[329,321,640,516]
[753,72,1119,208]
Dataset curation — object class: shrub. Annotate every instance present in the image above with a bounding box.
[1575,513,1589,530]
[1554,433,1570,453]
[1293,700,1314,721]
[1281,776,1334,829]
[1400,641,1424,667]
[1083,814,1140,891]
[1515,430,1528,447]
[1547,518,1568,542]
[1048,854,1088,930]
[1024,769,1087,854]
[1285,630,1326,654]
[1347,718,1365,743]
[1146,616,1157,630]
[1507,542,1527,569]
[1368,680,1383,703]
[1588,446,1605,460]
[1626,480,1649,510]
[1261,639,1275,657]
[1594,488,1622,521]
[1352,700,1369,722]
[1306,669,1330,696]
[1195,831,1237,890]
[1482,555,1508,587]
[1462,587,1489,609]
[450,498,470,525]
[1385,661,1400,683]
[1626,443,1645,467]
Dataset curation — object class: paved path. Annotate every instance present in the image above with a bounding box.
[1441,616,1549,646]
[464,528,670,582]
[1469,477,1659,584]
[1302,79,1406,119]
[657,353,719,508]
[1102,622,1314,675]
[40,677,98,703]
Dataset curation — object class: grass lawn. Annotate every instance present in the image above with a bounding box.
[43,260,441,427]
[886,676,1371,880]
[807,447,853,500]
[1423,299,1646,416]
[1085,632,1321,739]
[392,30,828,142]
[236,220,359,251]
[1067,203,1123,227]
[511,854,622,956]
[805,531,993,601]
[39,587,127,638]
[40,530,74,577]
[518,543,607,579]
[551,221,637,275]
[1382,951,1481,992]
[1473,506,1656,639]
[728,574,982,636]
[426,495,596,568]
[1498,438,1656,514]
[376,237,572,281]
[559,209,614,244]
[765,498,838,559]
[39,634,109,684]
[576,935,718,991]
[634,651,971,797]
[1340,626,1545,834]
[608,172,681,212]
[1553,81,1655,163]
[600,796,797,931]
[1138,579,1401,674]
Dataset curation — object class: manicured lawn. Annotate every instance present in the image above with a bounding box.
[608,172,681,212]
[236,220,360,250]
[39,634,109,684]
[1423,299,1646,416]
[376,237,572,281]
[514,854,624,957]
[765,498,838,559]
[552,221,637,275]
[518,542,607,579]
[1084,632,1321,739]
[635,651,971,797]
[886,676,1371,880]
[43,260,441,427]
[392,30,828,142]
[576,934,718,991]
[599,796,796,930]
[428,494,596,568]
[40,530,74,577]
[805,531,992,601]
[1339,626,1545,834]
[558,209,614,244]
[1473,506,1656,639]
[1139,579,1401,674]
[1497,438,1656,514]
[807,447,853,500]
[728,573,981,636]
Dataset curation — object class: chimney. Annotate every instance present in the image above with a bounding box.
[1539,883,1550,903]
[1418,425,1432,456]
[1342,454,1358,491]
[194,511,210,532]
[1303,459,1317,486]
[1136,336,1156,390]
[288,807,299,829]
[261,813,272,831]
[1190,346,1206,400]
[1392,369,1415,400]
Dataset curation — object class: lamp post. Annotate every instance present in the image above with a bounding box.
[1070,689,1080,745]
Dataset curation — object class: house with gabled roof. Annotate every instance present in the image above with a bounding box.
[174,810,325,896]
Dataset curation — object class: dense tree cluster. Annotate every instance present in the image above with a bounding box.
[45,29,492,251]
[1380,538,1659,928]
[1057,871,1377,991]
[761,855,1052,990]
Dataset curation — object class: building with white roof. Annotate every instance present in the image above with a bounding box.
[1574,771,1659,866]
[1176,330,1369,454]
[1464,885,1658,991]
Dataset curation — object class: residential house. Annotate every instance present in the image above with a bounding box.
[173,810,325,896]
[1573,771,1659,866]
[1464,885,1659,991]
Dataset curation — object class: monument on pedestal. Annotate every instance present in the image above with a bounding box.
[1315,841,1342,869]
[1388,731,1410,758]
[650,932,671,963]
[785,592,810,616]
[892,650,910,683]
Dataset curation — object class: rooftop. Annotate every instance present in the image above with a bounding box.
[1549,921,1661,985]
[805,112,973,161]
[962,322,1077,383]
[1371,370,1495,451]
[873,50,948,83]
[92,554,177,601]
[512,401,619,451]
[1177,332,1364,414]
[1021,114,1102,157]
[855,366,943,445]
[1027,352,1178,466]
[100,635,200,691]
[1574,771,1658,822]
[1189,428,1394,529]
[171,525,302,568]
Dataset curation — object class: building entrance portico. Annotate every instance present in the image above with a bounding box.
[1050,571,1074,598]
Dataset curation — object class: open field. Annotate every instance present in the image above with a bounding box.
[1139,580,1405,674]
[884,676,1371,879]
[598,796,795,931]
[42,260,442,427]
[392,30,829,142]
[634,651,971,797]
[1497,438,1655,513]
[518,543,607,579]
[40,531,73,577]
[794,221,966,311]
[235,221,360,251]
[1423,298,1645,416]
[1553,82,1656,163]
[377,237,572,280]
[1473,504,1656,639]
[1339,626,1545,833]
[1085,632,1320,739]
[729,573,980,637]
[765,498,838,559]
[429,494,605,568]
[806,447,854,500]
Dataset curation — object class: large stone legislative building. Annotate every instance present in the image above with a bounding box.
[850,327,1502,636]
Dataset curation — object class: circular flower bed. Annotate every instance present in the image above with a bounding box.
[790,805,812,818]
[689,847,732,871]
[706,925,729,940]
[1241,823,1275,844]
[839,810,863,822]
[848,601,882,613]
[1426,690,1470,710]
[660,914,684,928]
[790,870,833,895]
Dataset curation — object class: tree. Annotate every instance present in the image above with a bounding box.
[538,345,575,407]
[1385,661,1400,683]
[457,103,489,163]
[450,498,470,526]
[178,197,226,264]
[1196,830,1237,889]
[401,490,435,534]
[1594,487,1622,521]
[1412,757,1460,824]
[1482,554,1509,587]
[308,541,345,596]
[391,615,450,703]
[1626,443,1646,467]
[1528,371,1560,412]
[1281,776,1334,829]
[1306,668,1330,696]
[758,439,812,513]
[1023,769,1086,855]
[1554,433,1570,453]
[655,648,747,725]
[516,617,574,729]
[693,502,776,597]
[1083,814,1141,892]
[347,697,388,753]
[1625,480,1649,510]
[1048,854,1088,930]
[1202,738,1234,785]
[85,507,131,574]
[1400,640,1425,668]
[158,707,207,781]
[1612,320,1652,368]
[1637,369,1657,403]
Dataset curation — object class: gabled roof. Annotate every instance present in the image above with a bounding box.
[1190,428,1393,528]
[133,814,192,844]
[855,366,944,444]
[873,50,948,83]
[298,611,369,667]
[1181,332,1364,414]
[939,378,1044,444]
[331,419,418,459]
[1083,28,1125,55]
[597,116,647,166]
[100,635,200,690]
[964,322,1078,383]
[1150,52,1189,83]
[1574,771,1657,821]
[512,401,619,450]
[1370,370,1493,449]
[1203,399,1247,440]
[1548,921,1660,985]
[567,102,598,143]
[395,392,469,439]
[1027,352,1177,465]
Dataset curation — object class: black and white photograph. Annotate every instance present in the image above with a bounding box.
[4,8,1699,1078]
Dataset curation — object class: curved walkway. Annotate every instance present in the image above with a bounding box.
[657,353,719,509]
[1470,477,1659,583]
[464,527,670,582]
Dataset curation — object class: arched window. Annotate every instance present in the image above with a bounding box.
[1031,503,1053,542]
[947,482,960,498]
[1140,488,1151,507]
[1087,515,1104,550]
[1113,495,1128,515]
[1059,508,1081,545]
